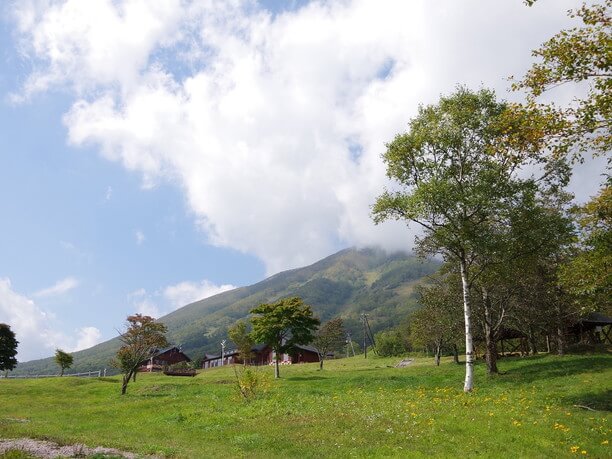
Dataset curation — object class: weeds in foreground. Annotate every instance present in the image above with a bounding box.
[233,365,271,402]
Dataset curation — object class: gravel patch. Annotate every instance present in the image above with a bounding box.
[0,438,146,458]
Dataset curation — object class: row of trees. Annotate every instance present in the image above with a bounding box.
[372,0,610,391]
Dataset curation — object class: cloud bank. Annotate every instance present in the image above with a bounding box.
[0,278,102,361]
[11,0,591,274]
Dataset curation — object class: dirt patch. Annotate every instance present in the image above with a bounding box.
[0,438,151,458]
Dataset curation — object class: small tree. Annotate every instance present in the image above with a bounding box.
[412,278,464,366]
[313,317,345,370]
[228,320,255,365]
[0,323,18,375]
[114,314,168,395]
[250,297,320,379]
[54,349,73,376]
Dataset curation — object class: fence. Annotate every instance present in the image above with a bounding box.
[3,370,103,379]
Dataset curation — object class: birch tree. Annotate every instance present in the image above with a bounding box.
[372,87,556,391]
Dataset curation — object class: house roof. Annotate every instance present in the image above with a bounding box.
[153,346,191,362]
[293,344,319,354]
[578,312,612,326]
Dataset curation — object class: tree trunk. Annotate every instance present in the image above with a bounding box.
[460,259,475,392]
[452,344,460,364]
[133,371,137,382]
[434,341,441,366]
[121,372,131,395]
[60,368,64,377]
[274,351,280,379]
[319,358,324,370]
[482,287,498,375]
[528,325,538,355]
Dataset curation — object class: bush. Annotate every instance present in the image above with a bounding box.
[375,329,409,357]
[233,366,271,402]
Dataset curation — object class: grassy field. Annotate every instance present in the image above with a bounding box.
[0,353,610,458]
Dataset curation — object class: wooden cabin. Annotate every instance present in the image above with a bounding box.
[569,312,612,345]
[140,346,191,372]
[201,343,320,369]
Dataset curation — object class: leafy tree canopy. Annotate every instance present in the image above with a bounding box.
[0,323,18,372]
[560,185,612,314]
[372,86,566,391]
[250,297,319,378]
[312,317,345,369]
[114,314,168,394]
[515,0,611,161]
[228,320,254,364]
[54,349,73,376]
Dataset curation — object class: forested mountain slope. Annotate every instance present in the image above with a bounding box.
[14,248,439,375]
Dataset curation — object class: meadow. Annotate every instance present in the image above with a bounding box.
[0,353,610,458]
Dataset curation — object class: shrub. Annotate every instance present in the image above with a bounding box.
[233,366,271,402]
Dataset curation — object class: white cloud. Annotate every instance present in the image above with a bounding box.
[127,288,161,318]
[73,326,102,351]
[135,230,145,245]
[105,185,113,201]
[163,280,236,309]
[33,276,78,298]
[126,279,235,319]
[0,278,99,361]
[12,0,597,274]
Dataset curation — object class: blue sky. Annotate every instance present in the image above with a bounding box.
[0,0,604,361]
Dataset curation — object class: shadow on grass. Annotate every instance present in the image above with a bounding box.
[563,389,612,412]
[497,355,610,384]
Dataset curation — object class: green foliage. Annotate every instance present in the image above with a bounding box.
[233,366,271,402]
[228,320,254,364]
[411,276,464,364]
[374,329,408,357]
[312,317,345,368]
[516,0,611,160]
[250,297,319,378]
[0,323,18,372]
[560,185,612,315]
[54,349,74,376]
[372,86,562,390]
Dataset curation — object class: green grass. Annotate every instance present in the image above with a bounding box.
[0,353,610,458]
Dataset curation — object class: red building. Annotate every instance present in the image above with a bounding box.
[201,343,320,369]
[140,346,191,372]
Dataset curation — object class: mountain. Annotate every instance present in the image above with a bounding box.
[13,248,440,375]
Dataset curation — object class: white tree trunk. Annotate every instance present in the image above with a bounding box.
[460,259,474,392]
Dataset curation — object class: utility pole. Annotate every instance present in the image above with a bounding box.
[221,340,226,366]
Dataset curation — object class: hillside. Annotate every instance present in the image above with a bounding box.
[14,247,440,375]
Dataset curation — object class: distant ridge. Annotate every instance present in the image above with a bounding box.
[13,247,440,375]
